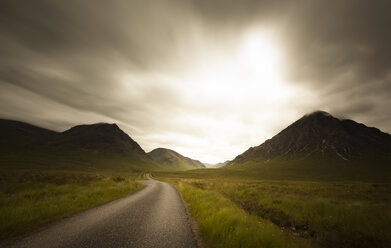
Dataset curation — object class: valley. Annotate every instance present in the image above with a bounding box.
[1,111,391,247]
[1,1,391,247]
[154,111,391,247]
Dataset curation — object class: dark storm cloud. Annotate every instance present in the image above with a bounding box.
[0,0,390,162]
[280,1,391,84]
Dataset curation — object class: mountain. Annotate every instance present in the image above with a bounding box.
[54,123,147,155]
[0,119,158,171]
[230,111,391,166]
[148,148,205,171]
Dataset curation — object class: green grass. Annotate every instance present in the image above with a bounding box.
[227,158,391,182]
[174,181,314,248]
[157,169,391,248]
[0,170,144,240]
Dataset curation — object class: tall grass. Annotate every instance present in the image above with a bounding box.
[209,180,391,248]
[175,181,314,248]
[158,171,391,248]
[0,170,144,240]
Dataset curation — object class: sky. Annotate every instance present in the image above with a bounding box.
[0,0,390,163]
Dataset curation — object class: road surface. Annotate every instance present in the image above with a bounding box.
[2,175,198,248]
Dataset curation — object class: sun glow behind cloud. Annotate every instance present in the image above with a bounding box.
[118,28,308,163]
[184,29,294,104]
[137,29,306,163]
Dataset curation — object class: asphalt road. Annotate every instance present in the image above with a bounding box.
[3,174,198,248]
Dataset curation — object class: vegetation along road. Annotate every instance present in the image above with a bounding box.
[3,174,197,248]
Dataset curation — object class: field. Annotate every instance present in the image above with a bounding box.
[156,168,391,248]
[0,170,144,240]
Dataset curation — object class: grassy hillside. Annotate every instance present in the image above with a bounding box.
[227,157,391,182]
[148,148,205,171]
[0,148,160,172]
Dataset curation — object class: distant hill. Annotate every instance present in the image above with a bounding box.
[0,119,160,171]
[148,148,205,171]
[205,160,230,168]
[230,111,391,172]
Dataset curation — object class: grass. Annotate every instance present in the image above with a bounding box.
[157,168,391,248]
[0,170,144,240]
[174,181,314,248]
[0,150,161,172]
[160,158,391,182]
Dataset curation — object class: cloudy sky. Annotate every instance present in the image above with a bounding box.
[0,0,390,163]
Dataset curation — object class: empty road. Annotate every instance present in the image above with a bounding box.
[2,175,197,248]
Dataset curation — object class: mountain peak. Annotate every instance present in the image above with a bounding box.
[305,110,333,118]
[307,110,331,116]
[151,147,172,153]
[60,122,146,155]
[64,123,120,133]
[299,111,338,124]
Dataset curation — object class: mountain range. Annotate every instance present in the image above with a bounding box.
[0,119,153,171]
[1,110,391,175]
[0,119,200,171]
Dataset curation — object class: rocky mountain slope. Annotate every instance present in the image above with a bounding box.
[230,111,391,165]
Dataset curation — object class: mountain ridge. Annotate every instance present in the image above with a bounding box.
[0,119,156,171]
